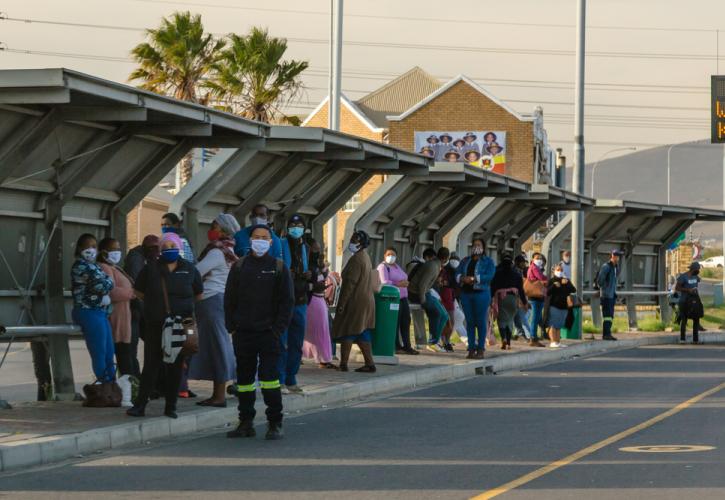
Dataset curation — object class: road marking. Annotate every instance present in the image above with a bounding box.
[471,380,725,500]
[619,445,715,453]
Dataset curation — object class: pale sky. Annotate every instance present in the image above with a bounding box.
[1,0,724,162]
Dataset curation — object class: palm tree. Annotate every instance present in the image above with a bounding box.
[207,27,308,123]
[129,11,224,186]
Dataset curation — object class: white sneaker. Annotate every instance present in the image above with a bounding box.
[280,386,290,395]
[426,344,443,353]
[286,385,303,394]
[117,375,133,407]
[549,342,560,348]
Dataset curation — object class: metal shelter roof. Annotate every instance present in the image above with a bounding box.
[0,68,430,325]
[542,199,725,292]
[345,163,593,264]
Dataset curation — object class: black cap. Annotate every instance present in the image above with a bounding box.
[689,261,701,271]
[611,249,624,256]
[288,214,305,226]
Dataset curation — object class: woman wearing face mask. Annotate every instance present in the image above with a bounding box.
[378,248,418,355]
[526,252,548,347]
[303,240,337,368]
[189,214,240,407]
[456,239,496,359]
[97,237,136,407]
[546,264,576,348]
[127,233,204,419]
[332,231,377,372]
[71,233,117,406]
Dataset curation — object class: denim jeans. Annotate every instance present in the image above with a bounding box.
[514,308,532,339]
[72,307,115,382]
[460,291,491,351]
[422,293,448,345]
[529,299,545,341]
[278,304,307,386]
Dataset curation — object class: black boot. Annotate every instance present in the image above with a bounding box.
[227,419,256,438]
[164,404,178,419]
[126,403,146,417]
[265,421,284,440]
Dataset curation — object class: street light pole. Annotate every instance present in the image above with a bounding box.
[590,147,636,198]
[571,0,586,310]
[327,0,343,271]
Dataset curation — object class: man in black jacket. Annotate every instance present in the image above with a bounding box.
[224,225,294,440]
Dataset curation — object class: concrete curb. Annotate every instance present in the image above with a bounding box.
[3,332,724,472]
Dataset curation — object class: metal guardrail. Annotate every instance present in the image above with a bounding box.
[0,324,82,341]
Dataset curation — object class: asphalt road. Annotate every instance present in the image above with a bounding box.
[3,345,725,499]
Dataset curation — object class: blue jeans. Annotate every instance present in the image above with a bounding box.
[514,308,532,339]
[422,293,448,345]
[529,299,545,341]
[72,307,115,382]
[601,297,616,337]
[278,304,307,386]
[461,291,491,351]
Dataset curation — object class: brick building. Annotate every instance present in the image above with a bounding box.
[302,67,442,254]
[387,75,550,184]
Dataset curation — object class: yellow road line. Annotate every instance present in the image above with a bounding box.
[471,380,725,500]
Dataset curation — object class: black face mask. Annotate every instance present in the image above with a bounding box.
[692,270,700,276]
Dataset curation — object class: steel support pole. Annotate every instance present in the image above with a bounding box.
[571,0,587,332]
[327,0,344,271]
[722,145,725,300]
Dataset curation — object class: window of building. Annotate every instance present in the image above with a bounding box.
[343,191,362,212]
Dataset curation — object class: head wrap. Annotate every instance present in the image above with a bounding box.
[161,232,183,250]
[215,213,241,236]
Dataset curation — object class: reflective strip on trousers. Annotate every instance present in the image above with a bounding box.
[237,383,256,393]
[603,317,614,322]
[259,380,281,390]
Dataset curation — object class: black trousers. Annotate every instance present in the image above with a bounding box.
[233,330,283,424]
[135,320,184,409]
[396,298,412,350]
[680,315,700,342]
[129,302,143,377]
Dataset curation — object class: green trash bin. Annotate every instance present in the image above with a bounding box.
[561,305,582,340]
[372,285,400,358]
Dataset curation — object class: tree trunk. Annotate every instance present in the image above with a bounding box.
[179,152,194,188]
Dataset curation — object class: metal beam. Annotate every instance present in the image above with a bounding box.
[265,139,325,152]
[59,106,147,122]
[188,137,267,149]
[311,171,374,242]
[434,195,485,250]
[0,88,71,104]
[0,108,62,184]
[233,153,306,218]
[129,123,213,137]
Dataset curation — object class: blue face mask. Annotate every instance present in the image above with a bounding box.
[161,226,178,235]
[161,248,180,262]
[288,227,304,239]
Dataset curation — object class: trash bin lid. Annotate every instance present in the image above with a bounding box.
[376,284,401,299]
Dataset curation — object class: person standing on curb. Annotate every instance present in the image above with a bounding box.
[225,225,294,440]
[526,253,548,347]
[332,230,377,372]
[456,238,495,359]
[279,214,312,394]
[596,249,623,341]
[409,248,447,353]
[546,264,576,348]
[377,247,418,355]
[234,204,283,259]
[676,262,703,345]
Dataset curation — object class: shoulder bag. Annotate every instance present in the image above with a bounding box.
[160,272,198,363]
[524,278,546,300]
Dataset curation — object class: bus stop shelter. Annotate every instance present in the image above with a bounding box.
[0,68,430,400]
[542,200,725,327]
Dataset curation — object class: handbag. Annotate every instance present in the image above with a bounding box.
[160,274,198,363]
[524,278,546,300]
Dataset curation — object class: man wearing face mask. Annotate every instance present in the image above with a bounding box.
[225,225,294,440]
[278,214,312,394]
[234,204,282,259]
[559,250,572,280]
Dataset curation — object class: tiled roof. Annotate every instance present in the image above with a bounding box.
[354,67,442,128]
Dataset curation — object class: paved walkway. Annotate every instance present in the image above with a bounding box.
[0,332,666,445]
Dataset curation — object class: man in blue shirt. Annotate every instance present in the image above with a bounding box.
[234,204,282,259]
[676,262,702,344]
[596,249,623,341]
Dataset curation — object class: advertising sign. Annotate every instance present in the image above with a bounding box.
[414,131,507,174]
[711,76,725,143]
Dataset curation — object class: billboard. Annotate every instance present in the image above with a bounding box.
[414,131,507,174]
[712,76,725,143]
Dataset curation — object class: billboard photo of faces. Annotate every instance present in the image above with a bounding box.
[414,130,507,174]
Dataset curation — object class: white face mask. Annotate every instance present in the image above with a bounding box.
[251,239,271,256]
[251,216,268,226]
[385,255,396,265]
[534,259,544,267]
[81,248,97,263]
[472,246,484,256]
[449,259,460,269]
[554,271,563,278]
[348,243,361,254]
[106,251,122,265]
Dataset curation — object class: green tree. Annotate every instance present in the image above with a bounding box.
[129,11,224,185]
[208,27,308,123]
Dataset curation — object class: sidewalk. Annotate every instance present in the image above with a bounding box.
[2,331,721,472]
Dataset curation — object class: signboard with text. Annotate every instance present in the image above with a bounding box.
[712,76,725,143]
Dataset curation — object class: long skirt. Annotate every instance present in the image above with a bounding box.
[497,294,518,334]
[188,293,236,383]
[303,295,333,363]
